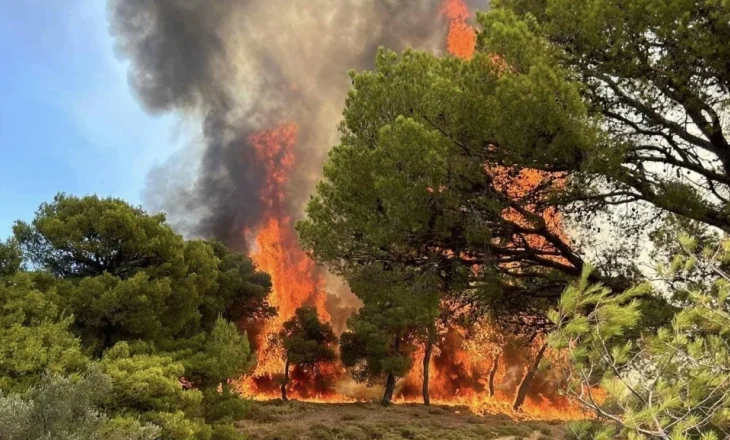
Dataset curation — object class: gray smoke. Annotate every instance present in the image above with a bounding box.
[109,0,487,249]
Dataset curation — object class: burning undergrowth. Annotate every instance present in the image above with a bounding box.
[110,0,586,421]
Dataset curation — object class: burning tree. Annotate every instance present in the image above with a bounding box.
[297,45,596,301]
[340,266,440,405]
[111,0,572,407]
[107,0,730,414]
[481,0,730,238]
[300,0,730,406]
[277,305,337,401]
[296,47,595,407]
[108,0,479,401]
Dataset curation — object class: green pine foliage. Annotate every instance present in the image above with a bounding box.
[99,342,201,417]
[181,317,256,389]
[549,236,730,439]
[0,194,273,439]
[0,371,160,440]
[11,194,272,357]
[280,306,337,369]
[339,267,440,405]
[0,239,22,277]
[278,306,337,401]
[0,270,87,392]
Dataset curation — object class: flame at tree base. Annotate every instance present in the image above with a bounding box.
[241,124,335,396]
[237,316,590,422]
[234,0,594,423]
[234,386,591,422]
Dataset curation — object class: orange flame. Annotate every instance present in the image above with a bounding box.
[491,165,571,266]
[241,124,333,395]
[441,0,477,59]
[394,319,588,421]
[418,1,580,419]
[234,2,590,421]
[440,0,571,266]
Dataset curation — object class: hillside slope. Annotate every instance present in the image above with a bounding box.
[238,401,565,440]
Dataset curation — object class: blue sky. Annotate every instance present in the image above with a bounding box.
[0,1,182,239]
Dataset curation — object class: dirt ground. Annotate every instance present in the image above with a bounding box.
[237,400,566,440]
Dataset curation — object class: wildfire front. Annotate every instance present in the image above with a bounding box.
[231,0,587,421]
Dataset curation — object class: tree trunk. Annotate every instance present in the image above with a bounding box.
[281,358,290,401]
[422,337,434,406]
[513,342,548,411]
[382,372,396,405]
[488,352,500,398]
[382,335,402,406]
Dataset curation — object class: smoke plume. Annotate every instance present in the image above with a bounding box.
[108,0,494,248]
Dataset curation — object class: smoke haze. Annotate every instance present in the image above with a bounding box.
[109,0,494,245]
[109,0,488,347]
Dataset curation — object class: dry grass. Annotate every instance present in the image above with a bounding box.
[237,401,565,440]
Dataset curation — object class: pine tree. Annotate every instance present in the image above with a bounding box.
[548,235,730,439]
[277,306,337,401]
[12,194,272,355]
[340,266,439,405]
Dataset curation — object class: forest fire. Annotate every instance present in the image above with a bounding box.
[68,0,730,436]
[396,325,586,420]
[96,0,730,436]
[240,124,337,397]
[236,0,586,422]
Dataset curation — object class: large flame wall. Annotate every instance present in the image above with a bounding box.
[238,0,583,420]
[111,0,584,421]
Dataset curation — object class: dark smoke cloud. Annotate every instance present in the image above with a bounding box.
[108,0,490,243]
[109,0,489,309]
[110,0,241,112]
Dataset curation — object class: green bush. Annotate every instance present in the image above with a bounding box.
[0,272,87,392]
[0,372,159,440]
[203,387,251,423]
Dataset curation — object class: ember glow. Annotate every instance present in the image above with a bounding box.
[491,165,571,266]
[234,1,588,421]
